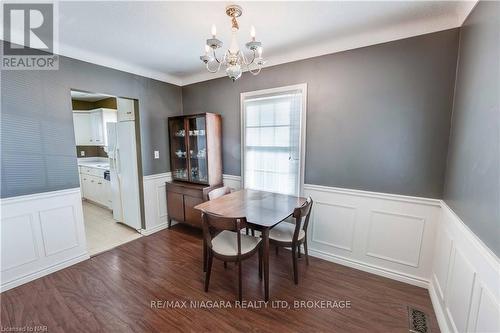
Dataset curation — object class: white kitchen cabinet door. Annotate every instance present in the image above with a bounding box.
[90,111,104,145]
[80,174,90,198]
[73,113,92,145]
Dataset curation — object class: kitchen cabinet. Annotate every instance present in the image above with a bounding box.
[79,166,111,208]
[73,108,117,146]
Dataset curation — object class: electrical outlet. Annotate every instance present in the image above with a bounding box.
[80,151,85,157]
[154,150,160,159]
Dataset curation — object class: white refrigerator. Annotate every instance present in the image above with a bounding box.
[107,98,142,230]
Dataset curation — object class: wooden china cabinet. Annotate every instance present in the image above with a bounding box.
[166,113,222,228]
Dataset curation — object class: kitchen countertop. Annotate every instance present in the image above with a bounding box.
[78,159,110,170]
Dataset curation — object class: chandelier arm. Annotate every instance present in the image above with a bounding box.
[212,49,222,64]
[248,67,262,76]
[206,58,222,73]
[240,50,256,67]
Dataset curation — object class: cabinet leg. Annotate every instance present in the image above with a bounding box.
[167,218,172,229]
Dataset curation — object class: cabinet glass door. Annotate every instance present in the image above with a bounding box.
[169,118,188,181]
[187,116,208,183]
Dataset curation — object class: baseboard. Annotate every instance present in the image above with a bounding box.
[1,253,89,292]
[140,221,169,236]
[308,248,429,288]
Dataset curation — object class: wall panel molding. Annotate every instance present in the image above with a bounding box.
[0,188,89,292]
[429,202,500,333]
[142,172,172,235]
[304,183,440,288]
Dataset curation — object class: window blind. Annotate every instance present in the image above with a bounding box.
[243,89,303,196]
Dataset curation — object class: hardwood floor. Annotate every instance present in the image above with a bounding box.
[1,224,440,332]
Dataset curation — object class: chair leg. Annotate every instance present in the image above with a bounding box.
[245,227,249,235]
[258,246,263,280]
[204,252,213,292]
[275,246,279,255]
[238,260,243,302]
[224,261,227,269]
[304,239,309,266]
[292,246,298,285]
[203,240,207,273]
[251,228,255,237]
[298,244,302,258]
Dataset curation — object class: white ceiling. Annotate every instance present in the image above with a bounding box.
[54,1,476,86]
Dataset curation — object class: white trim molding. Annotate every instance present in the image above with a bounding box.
[1,188,90,292]
[429,202,500,333]
[304,183,441,288]
[142,172,172,235]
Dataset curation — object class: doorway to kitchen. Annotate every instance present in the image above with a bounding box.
[70,89,142,256]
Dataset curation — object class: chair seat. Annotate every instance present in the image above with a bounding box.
[212,230,261,256]
[269,219,305,243]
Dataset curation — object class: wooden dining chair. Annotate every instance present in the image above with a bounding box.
[208,186,254,237]
[269,197,313,284]
[202,211,263,301]
[208,186,231,200]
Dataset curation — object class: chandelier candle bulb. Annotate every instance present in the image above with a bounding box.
[211,24,217,38]
[250,25,256,41]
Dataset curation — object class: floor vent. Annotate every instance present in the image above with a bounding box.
[408,306,430,333]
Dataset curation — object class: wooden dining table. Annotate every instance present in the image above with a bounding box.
[194,189,307,301]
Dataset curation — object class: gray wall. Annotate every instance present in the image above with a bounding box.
[1,46,182,198]
[443,2,500,255]
[182,29,459,198]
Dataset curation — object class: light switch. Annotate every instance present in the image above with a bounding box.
[80,151,85,157]
[154,150,160,159]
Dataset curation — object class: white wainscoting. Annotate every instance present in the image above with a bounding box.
[142,173,240,236]
[303,184,441,288]
[142,172,172,235]
[429,202,500,333]
[0,188,89,292]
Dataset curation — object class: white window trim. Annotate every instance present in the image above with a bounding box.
[240,83,307,196]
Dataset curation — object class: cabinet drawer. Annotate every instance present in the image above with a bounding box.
[165,182,203,199]
[80,166,105,178]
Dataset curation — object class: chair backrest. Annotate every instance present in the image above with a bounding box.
[208,186,231,201]
[201,211,247,256]
[291,197,313,244]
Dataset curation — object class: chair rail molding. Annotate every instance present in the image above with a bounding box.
[0,188,89,292]
[142,172,172,235]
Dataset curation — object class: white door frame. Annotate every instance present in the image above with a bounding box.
[240,83,307,196]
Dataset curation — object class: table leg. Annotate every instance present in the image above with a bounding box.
[262,228,270,301]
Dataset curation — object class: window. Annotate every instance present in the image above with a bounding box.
[241,84,306,196]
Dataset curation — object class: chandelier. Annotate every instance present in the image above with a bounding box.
[199,5,265,81]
